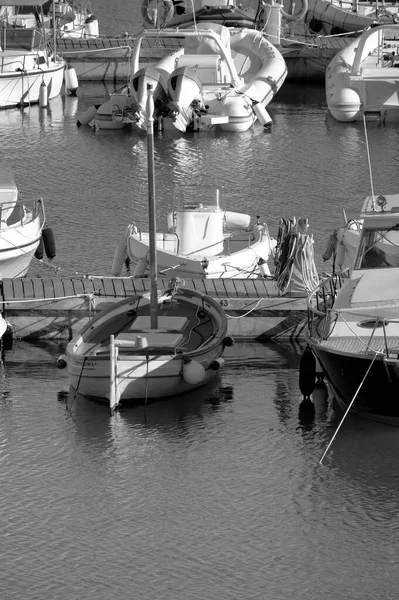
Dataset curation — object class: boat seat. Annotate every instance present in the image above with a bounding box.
[129,315,188,332]
[115,331,184,351]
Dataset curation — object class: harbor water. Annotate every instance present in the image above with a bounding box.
[1,1,399,598]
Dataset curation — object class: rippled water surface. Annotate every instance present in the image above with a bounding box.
[1,1,399,598]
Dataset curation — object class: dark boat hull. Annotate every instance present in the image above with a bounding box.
[310,341,399,423]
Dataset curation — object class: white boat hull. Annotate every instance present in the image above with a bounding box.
[126,231,275,278]
[326,24,399,123]
[0,61,65,109]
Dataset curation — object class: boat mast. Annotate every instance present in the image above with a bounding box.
[146,83,158,329]
[52,1,57,61]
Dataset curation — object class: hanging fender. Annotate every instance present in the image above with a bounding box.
[280,0,308,22]
[141,0,174,28]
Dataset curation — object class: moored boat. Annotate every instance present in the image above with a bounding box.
[326,23,399,123]
[93,22,287,133]
[0,165,49,278]
[0,1,66,109]
[307,192,399,424]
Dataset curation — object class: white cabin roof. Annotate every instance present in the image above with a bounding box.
[360,194,399,228]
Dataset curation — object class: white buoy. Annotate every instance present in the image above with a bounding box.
[65,66,79,95]
[76,105,98,126]
[111,241,126,276]
[182,360,206,385]
[39,80,48,108]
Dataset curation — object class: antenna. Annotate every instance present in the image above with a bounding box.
[363,114,376,210]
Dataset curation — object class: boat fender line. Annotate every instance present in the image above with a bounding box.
[56,354,67,369]
[299,345,316,400]
[182,359,206,385]
[322,230,337,262]
[42,226,56,260]
[209,358,225,371]
[34,236,44,260]
[141,0,174,28]
[111,241,127,276]
[281,0,308,22]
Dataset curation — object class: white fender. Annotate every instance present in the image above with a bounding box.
[111,241,126,276]
[335,241,346,271]
[253,102,272,127]
[225,211,251,231]
[39,81,47,108]
[65,66,79,94]
[280,0,308,21]
[133,255,148,277]
[77,105,97,126]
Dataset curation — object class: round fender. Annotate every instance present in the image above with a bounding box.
[141,0,174,28]
[281,0,308,22]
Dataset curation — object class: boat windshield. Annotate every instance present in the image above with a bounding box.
[356,226,399,269]
[174,185,224,211]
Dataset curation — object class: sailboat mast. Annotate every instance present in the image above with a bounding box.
[146,83,158,329]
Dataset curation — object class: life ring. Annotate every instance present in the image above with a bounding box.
[280,0,308,22]
[141,0,174,28]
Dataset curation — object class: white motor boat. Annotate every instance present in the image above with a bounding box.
[0,165,47,278]
[94,22,287,133]
[0,1,66,109]
[326,23,399,123]
[307,192,399,423]
[112,185,277,279]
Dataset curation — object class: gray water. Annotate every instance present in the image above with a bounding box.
[1,1,399,598]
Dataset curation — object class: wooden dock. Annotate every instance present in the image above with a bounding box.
[0,276,309,342]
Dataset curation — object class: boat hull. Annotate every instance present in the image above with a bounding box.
[309,340,399,423]
[65,286,229,404]
[0,61,65,109]
[326,24,399,123]
[125,228,275,279]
